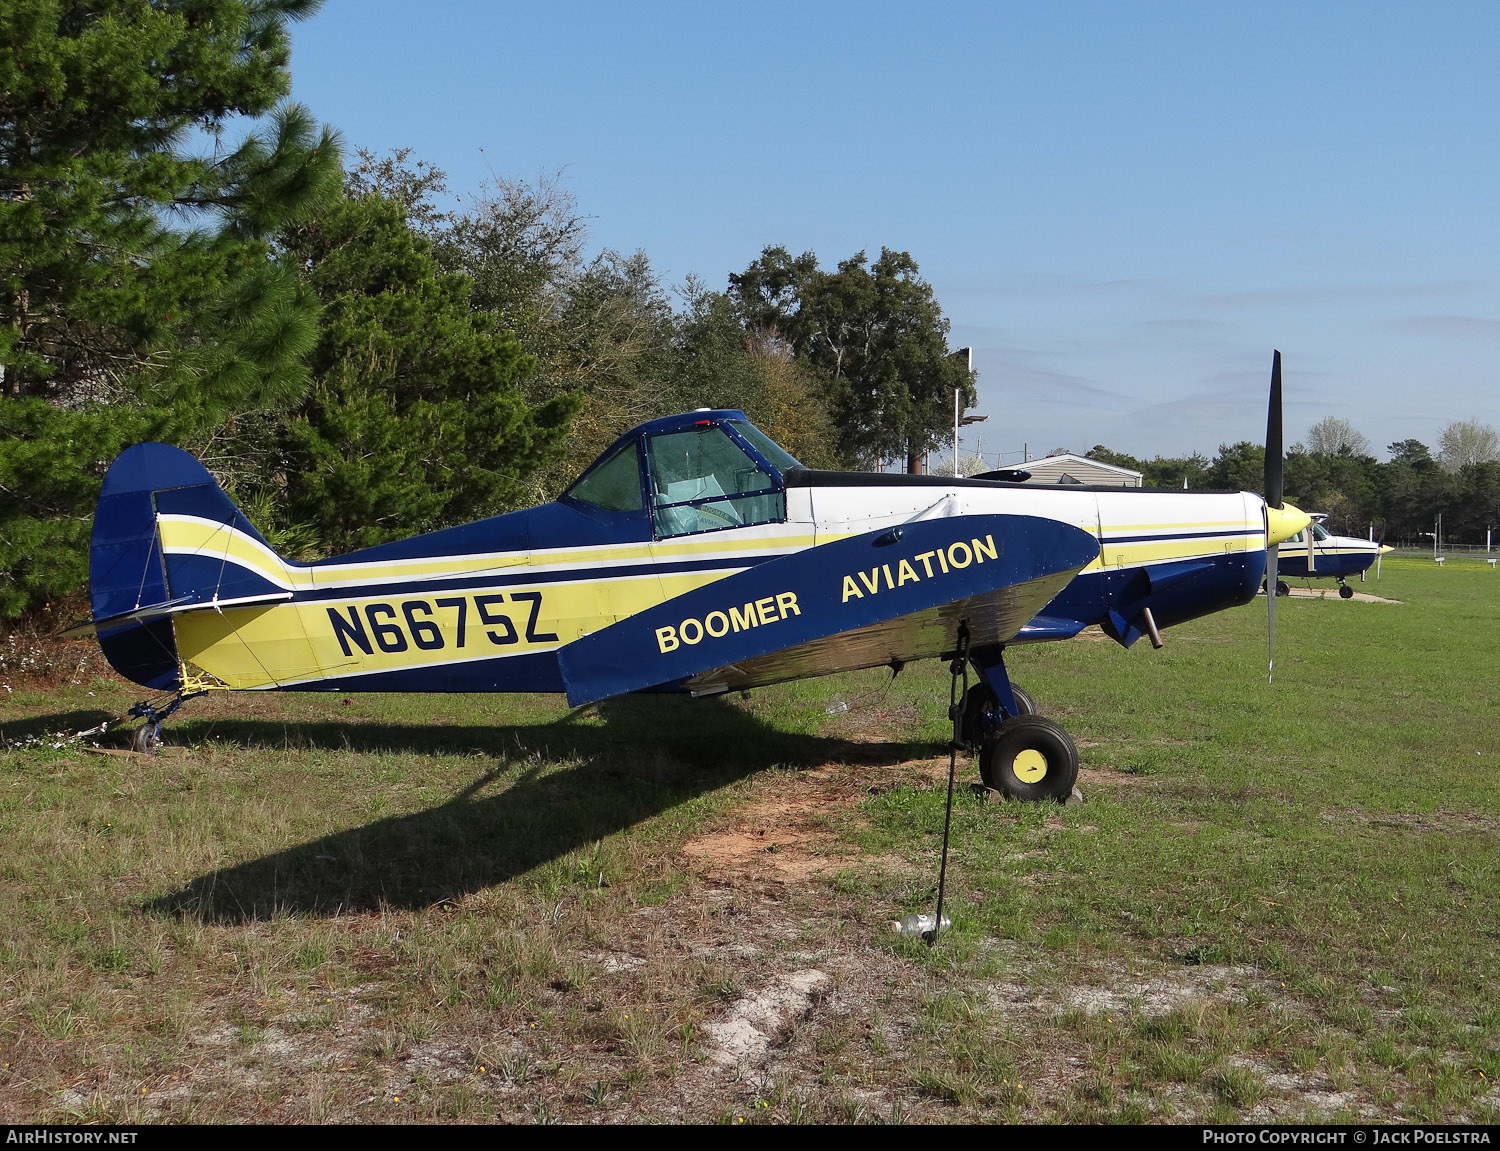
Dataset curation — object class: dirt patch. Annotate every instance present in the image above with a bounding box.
[684,823,842,882]
[1077,765,1157,789]
[682,765,899,881]
[1281,587,1400,604]
[1320,808,1500,833]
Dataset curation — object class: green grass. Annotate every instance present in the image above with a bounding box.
[1,555,1497,1122]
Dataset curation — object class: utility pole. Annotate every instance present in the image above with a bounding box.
[948,348,985,479]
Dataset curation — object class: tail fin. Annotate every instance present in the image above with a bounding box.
[90,443,289,689]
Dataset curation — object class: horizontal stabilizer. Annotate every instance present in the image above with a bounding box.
[61,590,294,640]
[559,514,1100,706]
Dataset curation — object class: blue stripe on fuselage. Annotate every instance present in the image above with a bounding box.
[1101,527,1262,546]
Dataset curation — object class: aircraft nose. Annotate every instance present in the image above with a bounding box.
[1265,501,1312,546]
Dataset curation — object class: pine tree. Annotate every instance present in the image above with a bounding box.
[274,189,579,553]
[0,0,341,617]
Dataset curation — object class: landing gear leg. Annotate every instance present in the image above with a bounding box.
[966,647,1078,803]
[952,645,1039,749]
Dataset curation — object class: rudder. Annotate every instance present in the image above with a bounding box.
[90,443,286,689]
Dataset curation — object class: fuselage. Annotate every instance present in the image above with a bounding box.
[103,411,1301,695]
[1276,521,1386,580]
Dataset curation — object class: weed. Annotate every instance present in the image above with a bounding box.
[1209,1065,1267,1110]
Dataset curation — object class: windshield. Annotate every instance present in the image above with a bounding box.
[728,420,800,474]
[647,425,784,537]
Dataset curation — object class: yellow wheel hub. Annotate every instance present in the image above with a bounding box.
[1013,749,1049,784]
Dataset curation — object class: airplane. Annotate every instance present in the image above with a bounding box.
[75,354,1311,803]
[1271,514,1391,598]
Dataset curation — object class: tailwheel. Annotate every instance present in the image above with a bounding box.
[979,715,1078,803]
[130,721,162,755]
[955,683,1037,749]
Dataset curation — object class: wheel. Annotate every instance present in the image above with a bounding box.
[979,715,1079,802]
[1275,580,1291,597]
[129,722,160,754]
[1338,583,1354,599]
[957,683,1038,748]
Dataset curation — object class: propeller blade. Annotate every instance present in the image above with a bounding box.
[1267,543,1278,683]
[1307,524,1315,573]
[1264,352,1284,684]
[1265,350,1284,510]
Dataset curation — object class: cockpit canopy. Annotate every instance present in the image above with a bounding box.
[563,411,799,539]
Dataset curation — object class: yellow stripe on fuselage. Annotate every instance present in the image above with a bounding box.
[1084,518,1258,572]
[173,567,741,690]
[156,515,817,590]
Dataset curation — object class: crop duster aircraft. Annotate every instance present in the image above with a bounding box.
[78,355,1311,801]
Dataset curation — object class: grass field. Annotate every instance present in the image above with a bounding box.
[1,555,1498,1124]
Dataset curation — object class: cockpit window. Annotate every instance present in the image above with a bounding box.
[565,441,644,512]
[1289,523,1332,546]
[647,426,785,537]
[727,420,800,474]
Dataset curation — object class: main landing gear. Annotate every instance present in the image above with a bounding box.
[951,644,1079,804]
[1337,579,1354,599]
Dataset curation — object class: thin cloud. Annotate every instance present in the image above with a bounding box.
[1194,281,1481,309]
[1389,315,1500,339]
[973,353,1127,404]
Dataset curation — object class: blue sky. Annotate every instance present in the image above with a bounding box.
[289,2,1500,466]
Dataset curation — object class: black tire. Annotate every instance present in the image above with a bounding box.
[979,715,1079,803]
[1275,580,1291,597]
[1338,584,1354,599]
[957,683,1038,748]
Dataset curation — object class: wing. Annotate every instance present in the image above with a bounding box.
[558,514,1101,706]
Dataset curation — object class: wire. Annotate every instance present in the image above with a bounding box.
[927,621,969,947]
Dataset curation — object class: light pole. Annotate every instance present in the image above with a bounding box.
[954,388,987,477]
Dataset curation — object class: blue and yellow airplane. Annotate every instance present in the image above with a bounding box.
[1273,514,1391,598]
[78,354,1310,802]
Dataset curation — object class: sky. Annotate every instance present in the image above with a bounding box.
[288,1,1500,468]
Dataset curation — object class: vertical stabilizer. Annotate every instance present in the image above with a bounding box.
[90,443,283,689]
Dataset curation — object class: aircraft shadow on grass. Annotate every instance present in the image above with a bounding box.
[140,694,944,923]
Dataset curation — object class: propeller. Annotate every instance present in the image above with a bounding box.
[1265,351,1282,684]
[1262,350,1313,683]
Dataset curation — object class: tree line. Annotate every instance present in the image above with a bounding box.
[1086,417,1500,547]
[0,1,973,618]
[3,3,1493,622]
